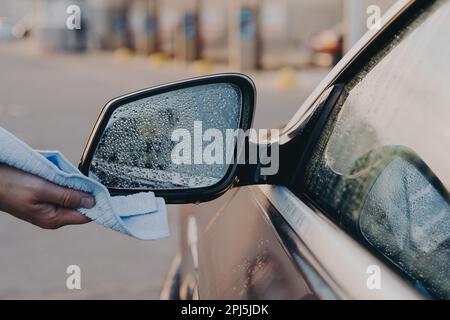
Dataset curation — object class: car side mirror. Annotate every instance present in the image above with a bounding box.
[79,74,255,204]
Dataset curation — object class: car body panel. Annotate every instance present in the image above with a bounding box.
[170,184,422,299]
[178,187,317,300]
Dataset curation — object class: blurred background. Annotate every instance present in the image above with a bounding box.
[0,0,395,299]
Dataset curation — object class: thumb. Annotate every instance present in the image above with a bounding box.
[39,182,96,209]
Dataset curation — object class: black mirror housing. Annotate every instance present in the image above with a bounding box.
[79,73,256,204]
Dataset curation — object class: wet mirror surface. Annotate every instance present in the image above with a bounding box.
[89,83,242,190]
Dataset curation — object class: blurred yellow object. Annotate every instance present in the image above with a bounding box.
[190,60,214,76]
[275,67,299,92]
[114,47,134,61]
[149,53,170,66]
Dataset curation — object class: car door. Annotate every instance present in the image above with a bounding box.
[291,0,450,299]
[176,0,450,300]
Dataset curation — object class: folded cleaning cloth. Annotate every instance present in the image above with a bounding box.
[0,127,169,240]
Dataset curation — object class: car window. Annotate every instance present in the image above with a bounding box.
[302,0,450,298]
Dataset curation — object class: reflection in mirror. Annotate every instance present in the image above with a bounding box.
[89,83,242,190]
[361,158,450,298]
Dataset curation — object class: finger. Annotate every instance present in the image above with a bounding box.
[57,208,92,226]
[38,182,95,209]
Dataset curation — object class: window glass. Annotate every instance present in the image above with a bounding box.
[303,0,450,298]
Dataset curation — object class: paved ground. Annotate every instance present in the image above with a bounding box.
[0,39,328,299]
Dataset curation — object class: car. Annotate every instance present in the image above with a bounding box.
[79,0,450,299]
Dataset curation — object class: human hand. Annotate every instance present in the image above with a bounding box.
[0,164,94,229]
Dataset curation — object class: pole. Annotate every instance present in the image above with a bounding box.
[344,0,366,52]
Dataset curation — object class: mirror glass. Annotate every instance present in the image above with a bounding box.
[89,83,242,190]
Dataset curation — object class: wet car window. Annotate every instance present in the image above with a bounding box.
[303,0,450,298]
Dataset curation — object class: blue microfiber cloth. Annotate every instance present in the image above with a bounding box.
[0,127,169,240]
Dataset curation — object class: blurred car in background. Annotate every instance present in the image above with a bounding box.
[309,24,344,67]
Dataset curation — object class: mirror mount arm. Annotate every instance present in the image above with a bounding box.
[235,140,281,187]
[235,163,270,187]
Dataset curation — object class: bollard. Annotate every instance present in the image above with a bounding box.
[274,67,299,92]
